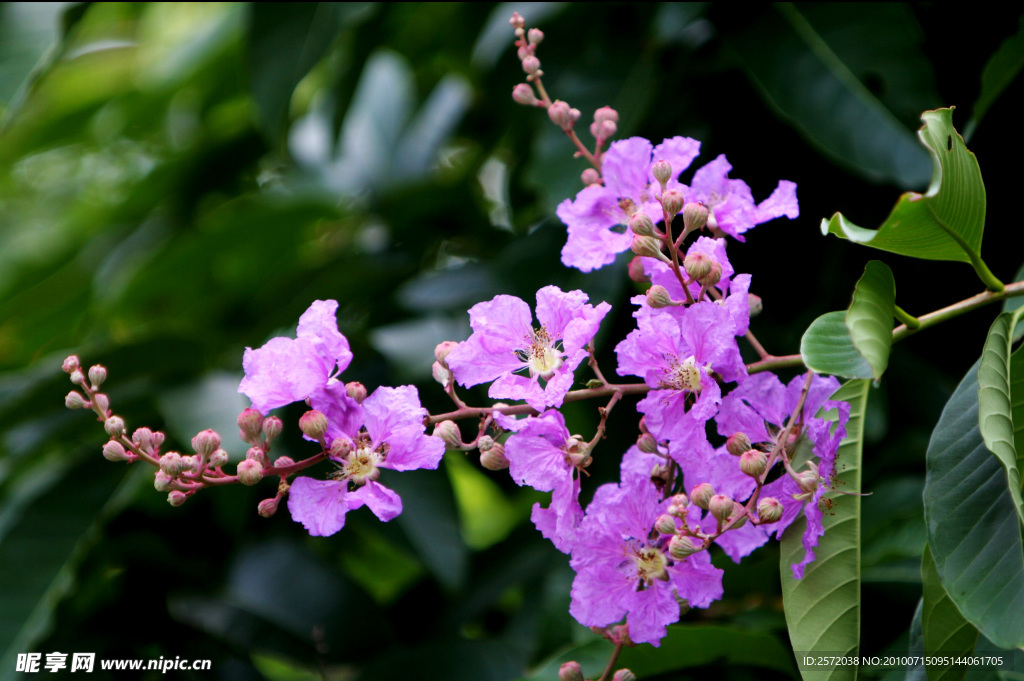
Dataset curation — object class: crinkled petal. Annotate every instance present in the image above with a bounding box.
[287,477,351,537]
[714,521,770,563]
[531,476,583,553]
[239,337,326,413]
[506,411,572,491]
[446,295,534,387]
[557,189,633,272]
[669,550,724,608]
[562,302,612,356]
[623,581,679,646]
[348,481,403,522]
[755,180,799,223]
[310,382,364,442]
[602,137,654,197]
[569,562,632,629]
[296,299,353,375]
[535,286,589,337]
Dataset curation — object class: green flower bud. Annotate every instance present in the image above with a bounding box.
[709,494,734,522]
[191,429,221,457]
[654,513,678,535]
[691,482,715,510]
[434,420,463,450]
[262,416,283,443]
[630,235,671,264]
[637,432,658,453]
[651,159,672,188]
[757,497,783,524]
[661,189,684,217]
[682,201,709,232]
[628,212,656,238]
[739,449,767,478]
[299,410,328,440]
[725,432,752,457]
[748,293,763,317]
[683,252,713,281]
[669,535,700,559]
[346,381,367,403]
[645,285,677,309]
[728,502,748,528]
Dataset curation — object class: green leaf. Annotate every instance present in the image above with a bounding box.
[821,108,1002,291]
[800,261,896,380]
[923,361,1024,650]
[907,599,927,681]
[781,379,868,681]
[723,3,936,187]
[977,308,1024,525]
[921,544,980,681]
[966,16,1024,140]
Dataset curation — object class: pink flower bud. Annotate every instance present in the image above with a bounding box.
[691,483,715,510]
[651,159,672,188]
[683,201,709,232]
[559,661,584,681]
[757,497,783,524]
[748,293,763,317]
[191,429,221,457]
[346,382,367,403]
[683,252,713,281]
[654,513,677,535]
[725,432,752,457]
[151,430,165,450]
[668,535,700,559]
[612,669,637,681]
[299,410,328,440]
[795,469,819,494]
[167,491,188,507]
[86,365,107,388]
[237,408,264,442]
[547,100,579,131]
[330,437,354,459]
[593,106,619,124]
[477,435,495,452]
[660,188,684,217]
[209,449,229,468]
[262,416,283,443]
[65,391,88,410]
[102,440,128,462]
[521,55,541,75]
[709,494,734,522]
[434,340,460,365]
[739,449,767,478]
[509,12,525,29]
[246,446,269,466]
[480,443,509,471]
[92,393,110,414]
[70,369,86,386]
[596,119,617,140]
[273,456,294,468]
[432,361,452,387]
[637,432,658,453]
[62,355,81,373]
[581,169,601,186]
[104,416,125,437]
[132,427,154,453]
[628,212,656,238]
[160,452,184,477]
[154,470,173,492]
[237,459,263,486]
[645,285,676,309]
[258,497,279,517]
[433,420,462,449]
[527,27,544,45]
[627,256,650,283]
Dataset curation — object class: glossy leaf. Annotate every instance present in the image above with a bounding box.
[966,16,1024,140]
[921,544,979,681]
[923,362,1024,650]
[977,307,1024,524]
[821,109,1001,291]
[781,379,868,681]
[800,261,895,380]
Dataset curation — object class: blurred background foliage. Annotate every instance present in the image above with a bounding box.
[1,3,1023,680]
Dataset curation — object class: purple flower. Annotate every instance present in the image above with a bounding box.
[238,300,362,438]
[556,136,701,272]
[687,155,798,241]
[505,410,588,552]
[615,301,745,441]
[446,286,611,411]
[287,385,445,537]
[569,474,723,646]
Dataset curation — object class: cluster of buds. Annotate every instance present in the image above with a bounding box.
[558,661,635,681]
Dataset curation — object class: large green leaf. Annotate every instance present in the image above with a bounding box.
[966,16,1024,140]
[921,545,980,681]
[800,261,895,380]
[781,379,868,681]
[923,362,1024,650]
[723,3,935,187]
[821,109,1001,291]
[977,308,1024,525]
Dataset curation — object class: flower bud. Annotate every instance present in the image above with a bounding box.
[739,449,767,478]
[85,364,107,387]
[104,416,125,437]
[434,340,459,365]
[477,435,495,452]
[330,437,354,459]
[237,459,263,486]
[669,535,700,559]
[628,212,656,238]
[527,27,544,45]
[748,293,763,317]
[62,355,81,373]
[159,452,184,478]
[670,492,689,508]
[434,420,463,450]
[346,381,367,403]
[272,456,294,468]
[613,669,637,681]
[593,106,619,124]
[649,463,671,487]
[628,256,650,283]
[132,427,155,453]
[728,502,748,528]
[757,497,783,524]
[432,361,453,387]
[102,440,129,462]
[258,497,280,518]
[246,446,269,466]
[637,432,658,453]
[182,455,201,473]
[480,443,509,471]
[153,470,173,492]
[151,430,165,450]
[92,393,110,414]
[65,391,88,410]
[682,201,709,232]
[691,482,715,510]
[654,513,677,535]
[509,12,525,29]
[299,410,328,440]
[683,252,713,282]
[70,370,86,387]
[581,168,601,185]
[191,429,221,457]
[630,235,671,264]
[645,285,676,309]
[651,159,672,188]
[725,432,752,457]
[709,494,734,522]
[262,416,283,443]
[559,661,584,681]
[703,262,723,286]
[660,188,684,217]
[167,491,187,507]
[547,100,580,131]
[795,463,819,494]
[512,82,538,106]
[522,55,541,75]
[237,408,264,442]
[209,448,229,469]
[590,118,617,140]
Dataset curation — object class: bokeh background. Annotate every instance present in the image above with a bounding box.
[1,3,1023,680]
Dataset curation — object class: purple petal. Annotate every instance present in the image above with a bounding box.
[505,411,572,491]
[531,476,583,553]
[239,337,326,413]
[287,477,351,537]
[650,137,701,184]
[535,286,588,337]
[669,550,724,608]
[624,582,679,646]
[755,180,799,222]
[348,481,403,522]
[602,137,654,197]
[310,382,364,442]
[296,299,353,376]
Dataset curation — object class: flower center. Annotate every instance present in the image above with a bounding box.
[344,445,381,484]
[631,545,669,585]
[519,326,563,379]
[661,355,704,392]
